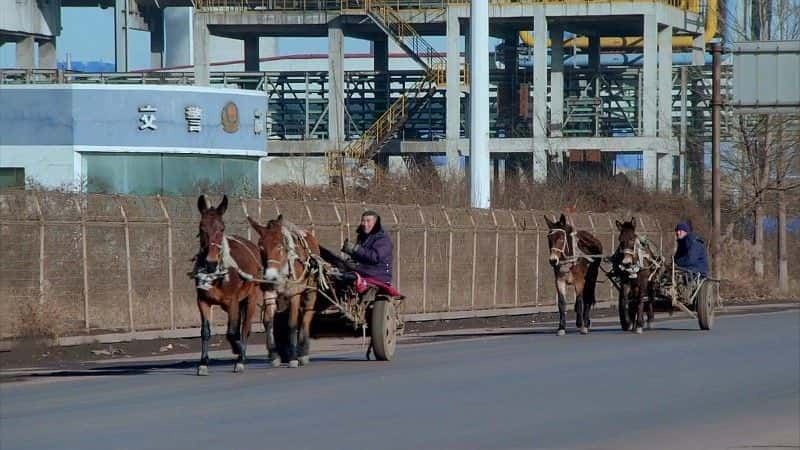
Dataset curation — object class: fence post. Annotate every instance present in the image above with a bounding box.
[418,205,427,313]
[534,212,540,306]
[158,196,175,330]
[510,212,519,307]
[388,205,400,292]
[442,207,453,312]
[333,203,344,247]
[470,210,477,310]
[31,192,44,300]
[119,199,135,333]
[74,197,90,331]
[491,210,499,307]
[240,198,251,242]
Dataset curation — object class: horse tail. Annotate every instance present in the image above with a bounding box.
[583,257,601,305]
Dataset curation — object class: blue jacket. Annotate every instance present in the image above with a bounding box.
[674,233,709,276]
[353,222,393,284]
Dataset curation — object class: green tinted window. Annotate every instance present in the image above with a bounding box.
[84,153,161,195]
[0,168,26,189]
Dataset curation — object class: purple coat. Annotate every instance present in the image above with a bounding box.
[352,222,393,284]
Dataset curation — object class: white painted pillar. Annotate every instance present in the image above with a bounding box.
[533,13,548,138]
[658,153,673,192]
[692,33,705,65]
[16,36,35,68]
[446,8,462,175]
[659,25,673,138]
[642,150,658,190]
[115,0,129,72]
[192,14,210,86]
[38,40,56,69]
[328,21,345,146]
[549,23,564,137]
[643,14,657,137]
[469,0,490,208]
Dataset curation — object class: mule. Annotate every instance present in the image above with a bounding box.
[613,218,663,334]
[544,214,604,336]
[248,215,321,368]
[193,195,263,376]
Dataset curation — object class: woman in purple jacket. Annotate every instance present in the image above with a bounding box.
[342,211,394,284]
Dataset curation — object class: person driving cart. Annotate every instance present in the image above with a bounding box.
[673,222,709,277]
[341,210,394,285]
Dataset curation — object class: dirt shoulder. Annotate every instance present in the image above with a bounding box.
[1,299,797,375]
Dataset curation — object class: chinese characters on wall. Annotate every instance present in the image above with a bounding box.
[136,102,265,136]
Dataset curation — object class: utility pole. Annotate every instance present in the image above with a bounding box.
[711,42,722,279]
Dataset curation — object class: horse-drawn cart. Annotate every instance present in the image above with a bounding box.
[312,255,405,361]
[603,259,721,331]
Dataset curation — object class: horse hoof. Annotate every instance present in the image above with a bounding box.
[196,365,209,376]
[628,324,635,332]
[269,358,282,368]
[288,360,299,368]
[580,327,589,335]
[557,329,566,336]
[635,327,643,334]
[646,322,652,330]
[234,362,245,373]
[299,356,310,366]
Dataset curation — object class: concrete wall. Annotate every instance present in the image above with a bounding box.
[0,146,75,188]
[0,0,59,38]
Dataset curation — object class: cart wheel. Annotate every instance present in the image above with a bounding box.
[370,300,397,361]
[696,280,715,330]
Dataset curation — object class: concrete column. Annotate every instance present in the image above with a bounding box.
[149,9,164,69]
[658,25,673,138]
[115,0,129,71]
[692,33,705,65]
[549,23,564,137]
[192,14,210,85]
[328,21,345,146]
[533,13,548,138]
[244,36,259,71]
[445,8,462,175]
[15,36,35,68]
[657,153,673,192]
[533,140,548,182]
[642,150,657,190]
[38,40,56,69]
[374,36,390,118]
[643,14,657,137]
[469,0,491,208]
[588,34,600,97]
[165,7,192,67]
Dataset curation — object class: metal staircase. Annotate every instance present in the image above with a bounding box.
[326,0,466,178]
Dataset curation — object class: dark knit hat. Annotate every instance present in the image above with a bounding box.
[675,222,691,233]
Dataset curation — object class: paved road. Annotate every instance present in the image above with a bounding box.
[2,310,798,450]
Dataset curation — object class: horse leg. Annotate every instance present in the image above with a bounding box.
[262,300,279,367]
[556,277,568,336]
[225,299,244,372]
[574,276,588,335]
[235,291,257,373]
[619,284,630,332]
[287,294,302,368]
[646,283,655,329]
[197,300,212,376]
[635,288,645,334]
[298,290,317,366]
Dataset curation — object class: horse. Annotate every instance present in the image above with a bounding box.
[544,214,604,336]
[613,218,664,334]
[247,214,321,368]
[192,195,264,376]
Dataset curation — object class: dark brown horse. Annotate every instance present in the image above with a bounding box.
[248,215,321,368]
[545,214,604,335]
[613,218,663,334]
[193,195,263,376]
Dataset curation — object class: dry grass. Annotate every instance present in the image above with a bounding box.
[13,283,64,344]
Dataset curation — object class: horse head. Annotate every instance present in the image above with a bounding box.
[248,214,289,292]
[615,217,638,268]
[544,213,574,268]
[197,194,228,273]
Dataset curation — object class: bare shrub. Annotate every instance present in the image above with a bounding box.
[13,282,64,344]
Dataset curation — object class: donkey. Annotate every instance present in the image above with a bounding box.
[544,214,604,336]
[247,215,321,368]
[193,195,263,376]
[613,218,663,334]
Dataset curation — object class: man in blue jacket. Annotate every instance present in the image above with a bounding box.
[673,222,709,277]
[342,210,394,284]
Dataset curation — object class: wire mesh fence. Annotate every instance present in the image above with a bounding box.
[0,190,667,339]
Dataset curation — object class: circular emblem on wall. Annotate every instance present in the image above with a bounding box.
[221,101,239,133]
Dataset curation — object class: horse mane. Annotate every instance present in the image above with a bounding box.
[576,230,603,256]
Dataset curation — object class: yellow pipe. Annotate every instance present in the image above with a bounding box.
[517,0,717,49]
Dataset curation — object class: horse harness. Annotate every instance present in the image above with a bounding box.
[191,235,263,291]
[548,228,601,272]
[617,235,664,281]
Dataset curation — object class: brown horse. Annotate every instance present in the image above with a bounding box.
[247,215,321,368]
[544,214,604,336]
[613,218,663,334]
[193,195,263,376]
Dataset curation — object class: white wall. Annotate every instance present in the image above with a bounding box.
[0,146,76,188]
